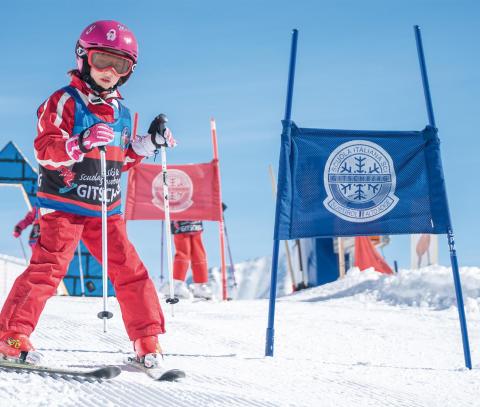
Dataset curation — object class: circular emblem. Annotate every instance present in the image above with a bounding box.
[152,169,193,213]
[323,140,398,223]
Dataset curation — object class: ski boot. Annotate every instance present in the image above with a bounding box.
[161,280,192,299]
[192,283,213,300]
[0,331,42,364]
[134,335,163,368]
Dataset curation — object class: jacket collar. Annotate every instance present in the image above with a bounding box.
[69,72,123,102]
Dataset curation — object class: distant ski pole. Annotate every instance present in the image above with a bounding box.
[268,164,296,292]
[77,244,85,296]
[18,238,27,263]
[337,237,346,279]
[157,114,179,314]
[222,205,237,288]
[97,146,113,332]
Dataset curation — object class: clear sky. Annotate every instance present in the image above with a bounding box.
[0,0,479,281]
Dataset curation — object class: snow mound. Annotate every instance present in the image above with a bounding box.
[288,265,480,312]
[208,254,290,300]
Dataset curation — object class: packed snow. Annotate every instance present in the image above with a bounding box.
[1,255,480,406]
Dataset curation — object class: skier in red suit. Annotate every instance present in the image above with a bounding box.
[166,221,212,299]
[13,206,41,248]
[0,20,176,367]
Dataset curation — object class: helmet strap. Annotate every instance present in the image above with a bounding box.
[80,70,117,94]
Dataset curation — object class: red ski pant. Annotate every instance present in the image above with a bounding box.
[173,233,208,283]
[0,211,165,341]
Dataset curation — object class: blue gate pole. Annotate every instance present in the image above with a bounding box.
[414,25,472,369]
[265,29,298,357]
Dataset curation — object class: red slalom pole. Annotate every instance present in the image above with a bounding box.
[132,112,139,142]
[210,118,228,300]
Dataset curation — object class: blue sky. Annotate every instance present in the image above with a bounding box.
[1,0,479,282]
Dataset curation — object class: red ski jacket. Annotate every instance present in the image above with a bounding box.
[35,72,144,216]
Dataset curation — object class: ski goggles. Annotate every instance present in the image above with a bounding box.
[87,49,134,77]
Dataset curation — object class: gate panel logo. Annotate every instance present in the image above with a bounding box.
[323,140,398,223]
[152,169,193,213]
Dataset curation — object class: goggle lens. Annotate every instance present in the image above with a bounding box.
[88,50,133,76]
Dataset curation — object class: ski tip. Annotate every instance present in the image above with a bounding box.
[157,369,186,382]
[90,365,122,379]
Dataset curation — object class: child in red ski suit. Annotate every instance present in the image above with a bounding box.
[13,206,40,248]
[169,221,212,299]
[0,20,175,366]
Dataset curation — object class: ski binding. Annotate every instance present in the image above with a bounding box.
[126,356,185,381]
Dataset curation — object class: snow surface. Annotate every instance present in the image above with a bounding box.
[1,258,480,407]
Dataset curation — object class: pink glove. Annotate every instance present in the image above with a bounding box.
[81,123,115,150]
[13,226,21,238]
[66,123,115,162]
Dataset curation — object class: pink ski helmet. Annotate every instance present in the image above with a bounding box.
[75,20,138,87]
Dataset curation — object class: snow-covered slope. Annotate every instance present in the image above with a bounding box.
[1,264,480,406]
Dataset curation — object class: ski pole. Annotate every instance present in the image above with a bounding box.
[97,146,113,332]
[18,238,27,263]
[77,244,85,296]
[222,212,237,288]
[338,237,346,279]
[160,220,165,284]
[156,114,179,314]
[295,239,308,290]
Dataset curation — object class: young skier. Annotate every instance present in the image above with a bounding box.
[13,206,40,248]
[0,20,176,367]
[166,220,213,299]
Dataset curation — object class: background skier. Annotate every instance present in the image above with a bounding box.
[13,206,40,248]
[165,220,212,299]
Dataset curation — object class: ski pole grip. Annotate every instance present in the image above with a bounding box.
[157,113,168,135]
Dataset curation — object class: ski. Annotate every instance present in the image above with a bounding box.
[0,359,121,380]
[126,356,186,381]
[192,297,213,303]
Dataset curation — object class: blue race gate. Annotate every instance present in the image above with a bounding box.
[266,27,471,369]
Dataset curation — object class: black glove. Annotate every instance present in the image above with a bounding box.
[148,114,168,136]
[13,226,22,238]
[147,114,176,148]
